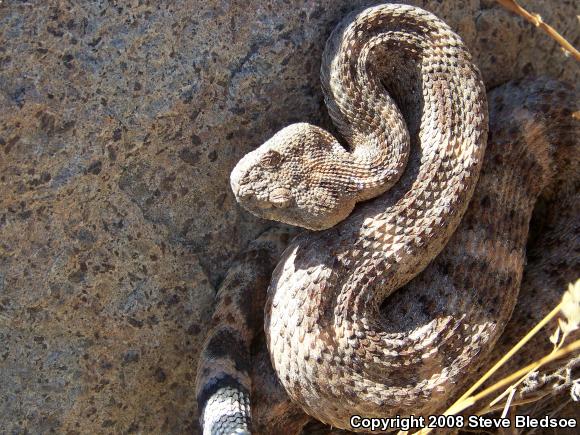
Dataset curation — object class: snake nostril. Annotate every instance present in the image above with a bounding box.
[234,185,256,202]
[230,170,247,198]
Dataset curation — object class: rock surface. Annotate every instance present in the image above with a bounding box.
[0,0,578,433]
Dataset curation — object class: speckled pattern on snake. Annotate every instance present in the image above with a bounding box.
[196,3,579,434]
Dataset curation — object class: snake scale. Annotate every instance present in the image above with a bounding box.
[196,3,579,434]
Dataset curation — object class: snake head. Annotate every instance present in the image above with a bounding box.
[230,123,356,230]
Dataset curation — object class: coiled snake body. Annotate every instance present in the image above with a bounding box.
[197,3,578,434]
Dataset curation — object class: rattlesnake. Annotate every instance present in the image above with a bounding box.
[196,3,579,434]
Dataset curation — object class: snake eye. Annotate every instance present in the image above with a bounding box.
[261,150,282,168]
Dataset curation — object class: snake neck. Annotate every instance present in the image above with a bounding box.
[320,4,487,205]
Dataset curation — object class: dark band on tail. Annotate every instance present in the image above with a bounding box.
[196,229,292,434]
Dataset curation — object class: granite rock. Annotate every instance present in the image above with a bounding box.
[0,0,578,433]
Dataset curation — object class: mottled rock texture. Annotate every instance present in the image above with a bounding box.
[0,0,578,433]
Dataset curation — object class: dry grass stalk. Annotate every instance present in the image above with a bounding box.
[409,279,580,435]
[497,0,580,61]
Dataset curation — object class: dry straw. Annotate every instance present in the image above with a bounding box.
[497,0,580,61]
[400,280,580,435]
